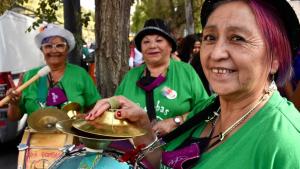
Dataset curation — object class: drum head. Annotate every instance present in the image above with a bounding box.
[51,154,131,169]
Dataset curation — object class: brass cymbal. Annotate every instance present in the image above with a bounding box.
[72,110,147,138]
[27,108,69,133]
[61,102,81,112]
[56,119,129,141]
[61,102,81,118]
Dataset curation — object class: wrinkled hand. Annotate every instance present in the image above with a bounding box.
[85,98,111,120]
[5,88,21,105]
[85,96,151,130]
[152,118,177,136]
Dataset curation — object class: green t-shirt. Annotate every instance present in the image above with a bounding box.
[162,91,300,169]
[20,63,101,115]
[115,59,209,120]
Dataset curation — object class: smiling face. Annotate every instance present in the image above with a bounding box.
[201,1,278,100]
[141,34,172,67]
[41,36,69,68]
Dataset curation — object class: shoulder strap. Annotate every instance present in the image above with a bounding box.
[162,97,220,143]
[38,75,48,104]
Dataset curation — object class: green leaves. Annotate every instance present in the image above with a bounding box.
[22,0,91,32]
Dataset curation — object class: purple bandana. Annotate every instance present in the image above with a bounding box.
[46,87,67,106]
[162,143,200,169]
[137,74,166,92]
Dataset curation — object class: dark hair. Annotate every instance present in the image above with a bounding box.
[177,34,198,62]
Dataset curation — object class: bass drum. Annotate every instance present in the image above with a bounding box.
[50,152,140,169]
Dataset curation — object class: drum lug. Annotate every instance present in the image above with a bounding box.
[17,143,28,151]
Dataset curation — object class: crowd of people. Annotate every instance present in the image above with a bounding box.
[3,0,300,168]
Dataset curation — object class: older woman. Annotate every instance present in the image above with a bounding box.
[87,18,208,136]
[7,24,101,121]
[86,0,300,168]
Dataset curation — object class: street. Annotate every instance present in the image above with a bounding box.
[0,136,21,169]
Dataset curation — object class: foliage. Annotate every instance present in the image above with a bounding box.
[131,0,204,37]
[0,0,28,15]
[1,0,91,34]
[24,0,91,33]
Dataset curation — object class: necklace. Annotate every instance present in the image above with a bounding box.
[218,95,265,141]
[210,82,277,147]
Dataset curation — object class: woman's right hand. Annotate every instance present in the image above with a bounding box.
[86,96,161,168]
[85,96,152,130]
[5,88,21,105]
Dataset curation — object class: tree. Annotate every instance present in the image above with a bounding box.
[0,0,22,15]
[63,0,82,66]
[131,0,204,37]
[95,0,134,97]
[185,0,195,35]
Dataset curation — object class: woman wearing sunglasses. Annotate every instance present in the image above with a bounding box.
[86,0,300,168]
[6,23,101,121]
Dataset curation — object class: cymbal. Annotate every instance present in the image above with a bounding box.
[27,108,69,133]
[61,102,81,112]
[61,102,81,118]
[72,110,147,138]
[56,119,129,141]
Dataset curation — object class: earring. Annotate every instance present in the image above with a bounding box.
[268,74,277,93]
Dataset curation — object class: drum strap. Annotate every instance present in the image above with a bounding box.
[160,97,219,169]
[38,74,48,104]
[162,96,219,144]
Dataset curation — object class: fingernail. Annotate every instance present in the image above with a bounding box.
[116,111,121,117]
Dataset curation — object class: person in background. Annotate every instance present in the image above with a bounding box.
[88,18,209,136]
[280,49,300,110]
[177,34,196,63]
[129,40,144,68]
[86,0,300,168]
[6,23,101,121]
[189,33,211,94]
[81,42,90,71]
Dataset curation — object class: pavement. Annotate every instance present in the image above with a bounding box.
[0,108,26,169]
[0,135,22,169]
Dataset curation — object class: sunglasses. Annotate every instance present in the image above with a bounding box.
[41,42,67,52]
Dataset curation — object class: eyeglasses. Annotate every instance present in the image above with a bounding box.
[41,42,67,52]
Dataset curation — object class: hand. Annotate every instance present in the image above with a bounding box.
[85,96,151,129]
[85,96,161,167]
[5,88,21,105]
[152,118,177,136]
[85,98,111,120]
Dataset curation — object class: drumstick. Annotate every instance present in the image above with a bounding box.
[0,66,50,107]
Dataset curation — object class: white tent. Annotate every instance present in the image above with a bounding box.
[288,1,300,21]
[0,10,44,74]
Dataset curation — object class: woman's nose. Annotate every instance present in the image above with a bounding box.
[210,40,229,60]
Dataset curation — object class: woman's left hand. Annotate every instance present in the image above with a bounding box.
[152,118,177,136]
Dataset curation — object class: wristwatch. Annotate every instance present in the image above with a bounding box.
[173,116,182,126]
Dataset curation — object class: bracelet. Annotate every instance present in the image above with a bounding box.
[107,96,120,109]
[119,135,162,165]
[141,135,159,151]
